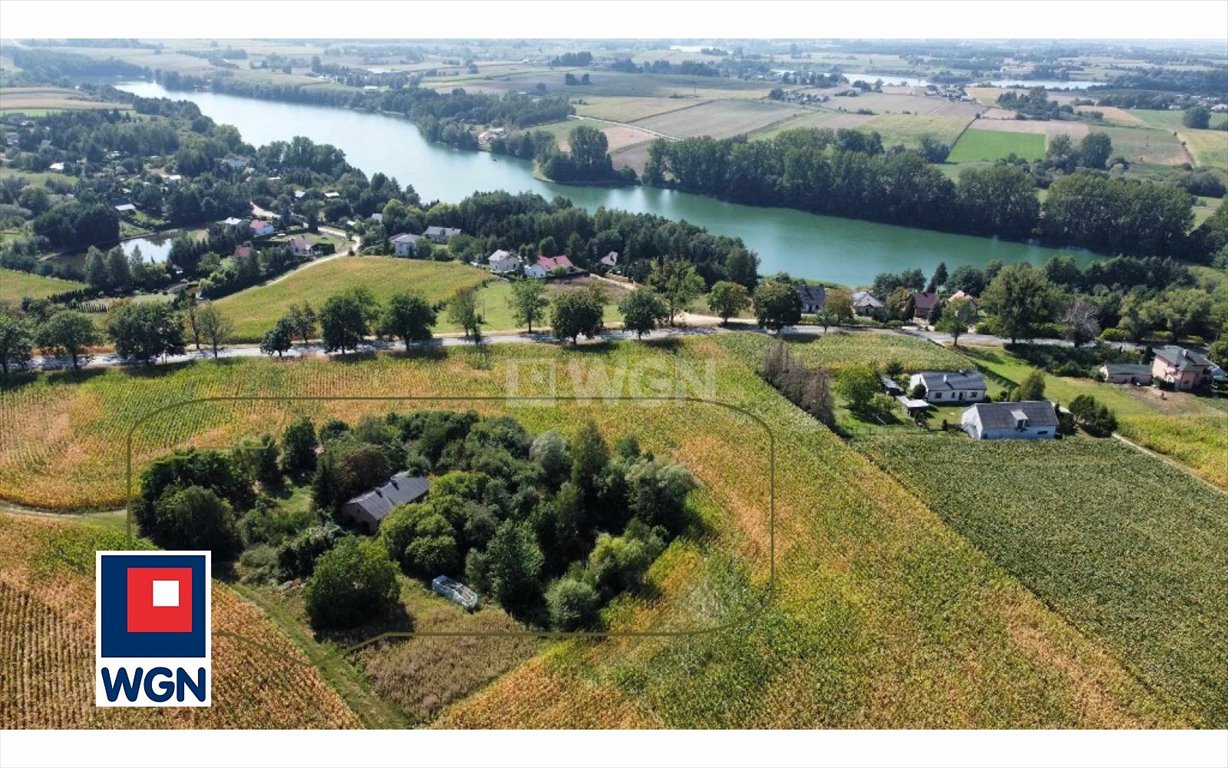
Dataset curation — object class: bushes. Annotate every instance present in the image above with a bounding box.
[304,537,401,630]
[277,522,345,580]
[152,486,242,561]
[1068,395,1119,437]
[546,577,601,631]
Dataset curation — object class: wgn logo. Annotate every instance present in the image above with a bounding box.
[96,551,211,707]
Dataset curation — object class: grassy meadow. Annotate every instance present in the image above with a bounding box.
[0,336,1192,728]
[947,128,1046,163]
[0,267,87,304]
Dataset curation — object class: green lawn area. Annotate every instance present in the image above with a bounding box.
[947,129,1045,163]
[0,267,87,304]
[857,433,1228,727]
[963,345,1228,490]
[722,329,972,374]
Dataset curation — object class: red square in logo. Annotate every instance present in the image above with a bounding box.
[126,567,193,633]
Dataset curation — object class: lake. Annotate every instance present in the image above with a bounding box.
[118,80,1098,285]
[121,234,174,263]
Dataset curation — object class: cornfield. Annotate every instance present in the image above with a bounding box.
[0,513,360,729]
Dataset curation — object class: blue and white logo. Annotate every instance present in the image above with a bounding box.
[96,551,212,707]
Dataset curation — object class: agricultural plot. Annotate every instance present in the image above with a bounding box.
[0,336,1183,728]
[857,435,1228,727]
[540,118,660,155]
[1076,105,1144,126]
[947,128,1046,162]
[214,257,493,342]
[966,117,1090,141]
[573,96,706,123]
[0,86,129,114]
[722,330,970,374]
[747,109,850,141]
[0,268,86,304]
[861,112,976,147]
[0,513,360,728]
[1100,126,1191,166]
[1179,128,1228,170]
[633,100,800,140]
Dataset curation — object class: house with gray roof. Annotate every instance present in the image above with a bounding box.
[391,232,422,257]
[1151,346,1212,391]
[339,472,430,533]
[797,285,827,314]
[908,370,987,404]
[424,225,462,244]
[851,290,884,316]
[1099,362,1152,385]
[961,401,1058,440]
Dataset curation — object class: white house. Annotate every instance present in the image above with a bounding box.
[222,216,244,228]
[1099,363,1152,385]
[961,401,1058,440]
[523,262,549,279]
[249,219,275,238]
[391,233,422,257]
[424,225,462,244]
[909,370,987,404]
[487,249,521,275]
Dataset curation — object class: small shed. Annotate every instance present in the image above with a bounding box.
[897,395,930,418]
[339,472,430,533]
[432,575,479,611]
[880,375,904,396]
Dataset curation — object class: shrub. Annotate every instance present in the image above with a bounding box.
[304,537,401,630]
[277,522,345,579]
[1099,327,1129,343]
[280,416,317,475]
[546,576,601,631]
[152,485,242,561]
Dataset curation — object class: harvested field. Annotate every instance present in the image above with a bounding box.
[633,100,799,140]
[0,86,129,114]
[573,96,705,123]
[966,117,1090,140]
[1100,126,1191,166]
[861,112,976,147]
[1077,105,1144,126]
[552,119,661,152]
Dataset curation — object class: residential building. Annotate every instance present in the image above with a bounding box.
[912,291,939,321]
[523,262,549,279]
[536,254,574,273]
[424,225,462,244]
[289,236,314,257]
[1099,363,1152,385]
[947,289,979,307]
[961,401,1058,440]
[1151,346,1212,391]
[797,285,827,314]
[218,156,249,172]
[249,219,275,238]
[339,472,430,534]
[233,245,254,260]
[222,216,244,228]
[487,249,522,275]
[391,232,421,257]
[851,290,884,315]
[908,370,987,404]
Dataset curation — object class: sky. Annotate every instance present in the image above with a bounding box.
[2,1,1228,42]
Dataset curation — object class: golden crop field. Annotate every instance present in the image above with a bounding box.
[0,513,360,729]
[0,86,130,114]
[0,337,1192,728]
[214,257,493,342]
[0,268,87,304]
[633,100,800,140]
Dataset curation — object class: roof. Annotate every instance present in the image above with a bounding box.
[425,225,462,238]
[223,217,244,226]
[600,250,619,267]
[912,292,939,311]
[1152,345,1211,371]
[851,290,883,308]
[289,236,313,251]
[391,233,421,244]
[250,219,271,230]
[233,245,253,259]
[915,370,986,391]
[966,401,1058,429]
[948,290,978,304]
[1101,363,1151,375]
[537,255,574,271]
[797,284,826,307]
[488,249,517,262]
[344,472,430,523]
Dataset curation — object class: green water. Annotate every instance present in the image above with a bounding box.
[119,81,1098,286]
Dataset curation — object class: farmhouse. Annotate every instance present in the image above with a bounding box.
[851,290,883,315]
[1151,346,1212,391]
[961,401,1059,440]
[912,291,939,321]
[487,249,522,275]
[391,232,422,256]
[531,254,575,276]
[424,225,462,244]
[1100,362,1153,385]
[797,284,827,314]
[289,236,314,257]
[908,370,987,403]
[249,219,275,238]
[339,472,430,534]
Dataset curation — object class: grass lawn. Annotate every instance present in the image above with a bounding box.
[214,257,493,342]
[0,267,87,304]
[947,129,1045,163]
[857,434,1228,727]
[963,345,1228,490]
[0,337,1184,727]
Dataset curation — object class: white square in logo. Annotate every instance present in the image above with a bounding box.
[152,580,180,607]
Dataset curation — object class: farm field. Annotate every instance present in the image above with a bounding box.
[0,512,361,728]
[1099,125,1191,166]
[860,112,976,147]
[947,128,1046,163]
[965,117,1090,141]
[1180,128,1228,170]
[0,337,1190,728]
[535,118,659,155]
[747,108,850,140]
[964,346,1228,490]
[1076,105,1144,126]
[632,99,800,140]
[0,86,130,114]
[214,257,493,342]
[0,267,86,304]
[573,96,706,123]
[723,329,971,374]
[856,435,1228,727]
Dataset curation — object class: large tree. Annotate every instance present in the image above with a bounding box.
[753,281,802,334]
[935,297,978,346]
[507,280,549,333]
[980,264,1060,344]
[706,280,750,325]
[486,520,545,618]
[261,317,295,358]
[646,259,705,325]
[196,301,234,359]
[319,288,376,353]
[37,309,98,369]
[446,286,482,342]
[618,288,668,339]
[107,302,186,365]
[379,291,436,351]
[820,287,854,329]
[0,311,35,377]
[550,286,605,344]
[1062,297,1100,348]
[304,537,400,630]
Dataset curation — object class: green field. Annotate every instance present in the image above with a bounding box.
[858,434,1228,727]
[723,329,972,374]
[214,257,493,341]
[947,129,1046,163]
[0,267,87,304]
[861,113,976,148]
[0,336,1184,727]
